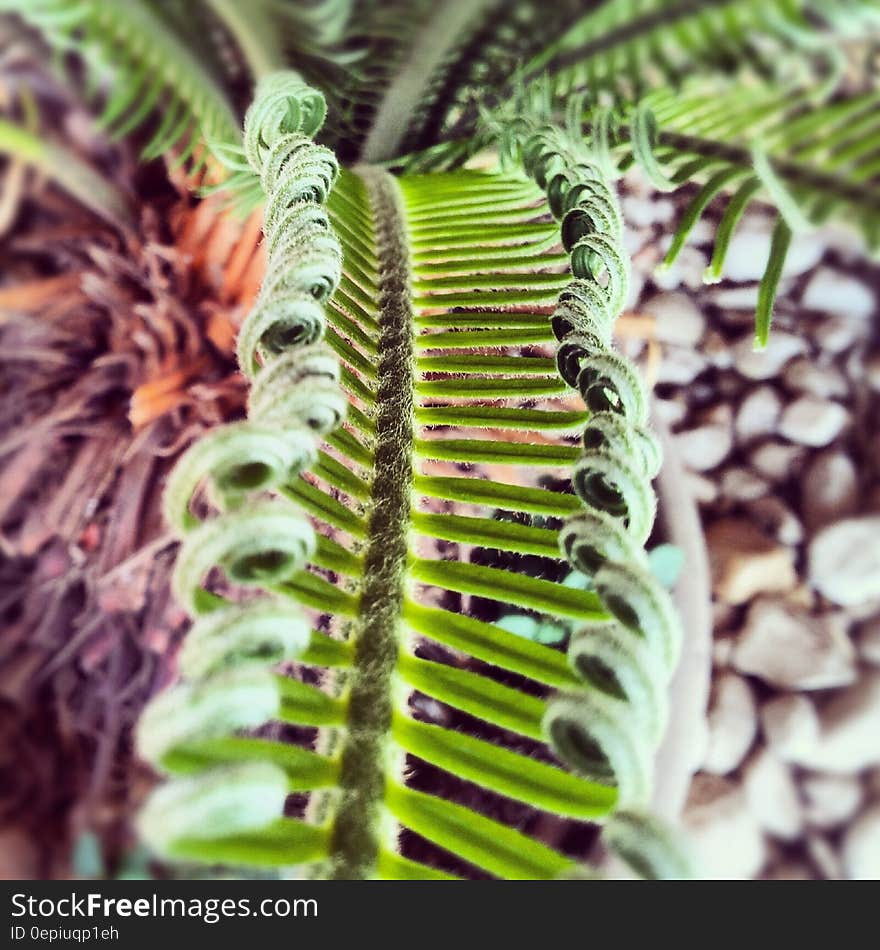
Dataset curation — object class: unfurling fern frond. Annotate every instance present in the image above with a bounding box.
[138,71,348,862]
[512,121,686,847]
[136,72,694,880]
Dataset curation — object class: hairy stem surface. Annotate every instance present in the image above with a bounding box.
[328,166,414,879]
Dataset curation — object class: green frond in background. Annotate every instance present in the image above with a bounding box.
[518,0,879,107]
[614,79,880,342]
[5,0,240,163]
[0,115,133,225]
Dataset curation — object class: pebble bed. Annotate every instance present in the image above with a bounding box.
[619,169,880,880]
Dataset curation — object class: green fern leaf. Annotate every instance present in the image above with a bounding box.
[6,0,240,162]
[617,79,880,342]
[132,71,702,880]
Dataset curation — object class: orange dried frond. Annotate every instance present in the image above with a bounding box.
[129,354,213,430]
[0,273,85,316]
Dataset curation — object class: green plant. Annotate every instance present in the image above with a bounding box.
[7,0,880,880]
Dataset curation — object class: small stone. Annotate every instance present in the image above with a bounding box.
[685,216,716,247]
[732,598,856,690]
[743,749,802,840]
[703,330,735,369]
[746,497,804,546]
[802,268,876,321]
[802,773,864,829]
[623,226,649,257]
[724,220,823,282]
[735,386,782,444]
[779,396,849,447]
[641,291,706,346]
[856,616,880,666]
[707,519,797,605]
[675,417,733,473]
[814,314,864,354]
[702,673,758,775]
[655,346,708,385]
[719,467,769,502]
[842,805,880,880]
[653,245,707,291]
[732,331,807,381]
[789,583,819,610]
[761,694,821,761]
[622,194,675,228]
[624,263,646,307]
[682,775,766,880]
[711,284,763,310]
[783,357,849,399]
[801,451,858,533]
[748,440,807,483]
[652,396,688,427]
[792,673,880,773]
[808,516,880,607]
[812,225,869,261]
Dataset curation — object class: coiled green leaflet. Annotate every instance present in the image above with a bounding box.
[516,118,691,874]
[136,72,347,861]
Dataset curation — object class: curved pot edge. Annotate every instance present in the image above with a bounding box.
[650,406,713,821]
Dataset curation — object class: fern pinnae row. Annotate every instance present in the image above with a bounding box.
[137,72,351,866]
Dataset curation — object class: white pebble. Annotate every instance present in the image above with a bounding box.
[779,396,848,447]
[808,516,880,607]
[735,385,782,443]
[782,357,849,399]
[802,268,876,321]
[732,598,857,691]
[732,332,807,380]
[842,805,880,880]
[761,694,820,761]
[641,291,706,345]
[702,673,758,775]
[801,451,858,533]
[802,773,864,829]
[743,749,803,840]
